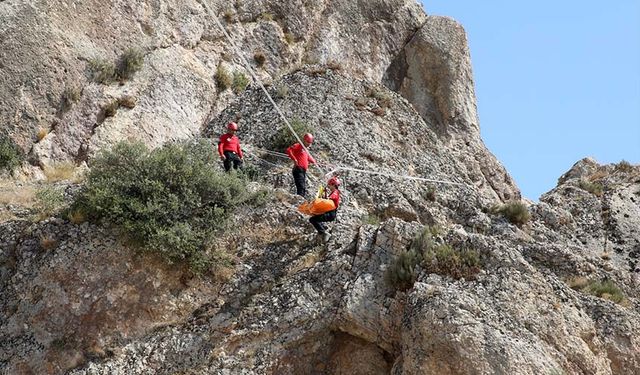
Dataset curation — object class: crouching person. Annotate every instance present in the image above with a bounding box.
[309,176,341,243]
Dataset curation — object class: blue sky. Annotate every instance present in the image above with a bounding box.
[420,1,640,200]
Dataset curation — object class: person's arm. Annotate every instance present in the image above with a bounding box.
[218,136,225,159]
[286,144,299,164]
[308,153,316,165]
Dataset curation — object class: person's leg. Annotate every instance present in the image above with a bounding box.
[223,153,232,172]
[309,215,326,234]
[231,153,243,170]
[293,166,306,197]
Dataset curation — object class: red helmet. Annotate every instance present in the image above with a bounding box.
[328,176,341,187]
[227,122,238,131]
[303,133,314,144]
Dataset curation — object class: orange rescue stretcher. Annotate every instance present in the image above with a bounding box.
[298,198,336,216]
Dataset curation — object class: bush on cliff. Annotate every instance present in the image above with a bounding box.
[73,140,250,272]
[386,226,482,290]
[0,136,23,173]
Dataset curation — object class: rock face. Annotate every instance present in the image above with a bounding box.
[2,71,639,375]
[1,1,638,374]
[0,0,517,200]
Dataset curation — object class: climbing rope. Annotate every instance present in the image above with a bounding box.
[201,0,327,181]
[201,1,473,192]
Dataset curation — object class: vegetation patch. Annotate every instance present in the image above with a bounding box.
[578,179,603,197]
[254,51,267,67]
[0,136,23,174]
[116,48,144,80]
[232,71,249,93]
[61,86,81,112]
[569,277,626,304]
[268,118,314,152]
[259,12,274,21]
[284,32,295,45]
[89,48,144,83]
[274,83,289,99]
[35,185,65,220]
[72,140,256,273]
[37,128,50,141]
[615,160,634,174]
[424,186,436,202]
[362,213,382,226]
[215,65,233,91]
[492,201,531,226]
[44,162,76,182]
[386,226,482,290]
[89,58,116,83]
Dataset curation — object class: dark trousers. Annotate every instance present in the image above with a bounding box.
[223,151,243,172]
[293,166,307,197]
[310,210,337,234]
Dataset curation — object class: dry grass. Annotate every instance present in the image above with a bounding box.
[44,162,76,182]
[68,209,86,224]
[284,32,295,45]
[567,276,589,290]
[327,61,342,71]
[37,128,50,141]
[40,236,58,251]
[118,96,137,109]
[0,181,37,207]
[371,107,386,117]
[588,168,609,182]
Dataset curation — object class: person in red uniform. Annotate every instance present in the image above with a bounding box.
[218,122,243,172]
[286,133,315,197]
[309,176,341,242]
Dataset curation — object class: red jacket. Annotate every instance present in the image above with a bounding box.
[328,189,340,209]
[218,133,243,158]
[286,143,315,170]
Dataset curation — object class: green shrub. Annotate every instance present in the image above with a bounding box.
[89,58,116,83]
[386,226,482,290]
[422,244,481,280]
[384,249,420,291]
[0,136,23,173]
[362,213,382,226]
[35,185,65,220]
[116,48,144,80]
[492,201,531,226]
[232,71,249,93]
[269,118,314,152]
[586,280,625,304]
[215,65,233,91]
[73,140,252,272]
[578,179,603,197]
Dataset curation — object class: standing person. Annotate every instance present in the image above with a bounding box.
[286,133,315,197]
[218,122,243,172]
[309,176,341,243]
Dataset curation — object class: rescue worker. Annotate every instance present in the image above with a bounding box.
[309,176,341,243]
[218,122,243,172]
[286,133,315,197]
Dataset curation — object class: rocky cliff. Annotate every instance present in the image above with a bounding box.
[1,1,639,375]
